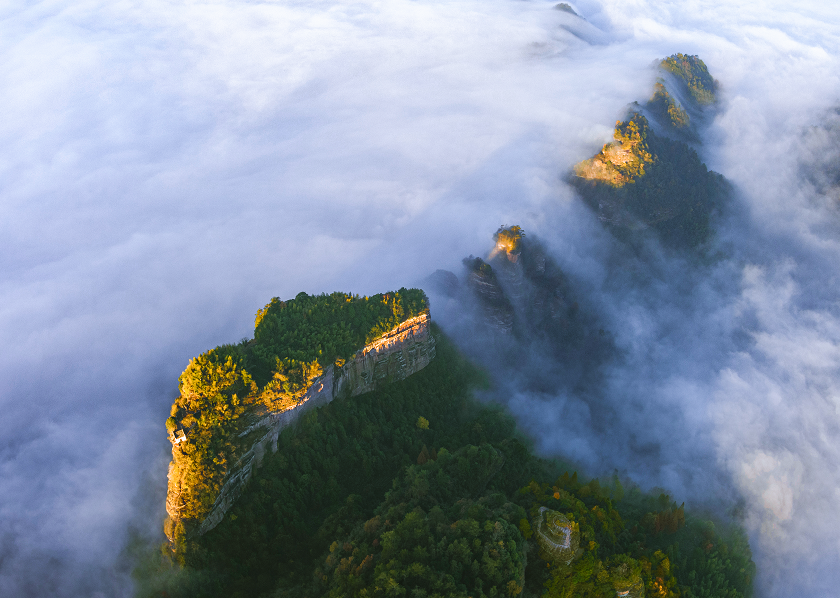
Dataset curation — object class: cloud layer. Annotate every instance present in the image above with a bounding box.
[1,0,840,596]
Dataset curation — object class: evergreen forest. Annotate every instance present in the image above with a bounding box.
[165,289,428,541]
[142,52,755,598]
[571,54,728,252]
[572,110,727,251]
[139,328,754,598]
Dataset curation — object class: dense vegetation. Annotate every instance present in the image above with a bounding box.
[521,479,753,598]
[250,290,428,386]
[317,444,529,598]
[165,289,428,540]
[647,82,691,131]
[148,51,748,598]
[660,54,717,106]
[573,112,728,250]
[140,329,753,598]
[646,53,717,139]
[570,53,726,251]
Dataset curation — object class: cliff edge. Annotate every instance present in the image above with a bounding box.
[164,290,434,543]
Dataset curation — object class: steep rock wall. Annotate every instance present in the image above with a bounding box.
[172,313,436,537]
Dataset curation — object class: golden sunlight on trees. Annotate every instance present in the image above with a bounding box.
[145,334,754,598]
[648,81,690,130]
[258,358,324,410]
[573,114,654,188]
[178,346,252,410]
[661,53,717,105]
[165,289,429,541]
[572,111,727,250]
[494,225,525,254]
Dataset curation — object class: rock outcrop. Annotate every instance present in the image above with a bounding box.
[456,230,598,354]
[167,313,436,538]
[570,55,726,251]
[463,256,515,334]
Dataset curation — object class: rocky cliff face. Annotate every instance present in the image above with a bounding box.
[166,313,436,538]
[424,227,615,411]
[462,256,515,334]
[446,237,591,349]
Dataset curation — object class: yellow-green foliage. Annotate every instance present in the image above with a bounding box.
[572,114,655,188]
[645,550,680,597]
[521,479,624,572]
[572,112,727,250]
[649,81,690,130]
[494,225,526,254]
[521,479,641,597]
[535,508,579,564]
[258,357,323,410]
[521,476,752,598]
[142,332,754,598]
[253,297,279,329]
[177,345,254,412]
[167,345,258,525]
[543,552,646,598]
[167,288,428,534]
[250,288,428,386]
[612,115,655,180]
[661,53,717,105]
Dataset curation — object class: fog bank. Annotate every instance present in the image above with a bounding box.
[1,0,839,596]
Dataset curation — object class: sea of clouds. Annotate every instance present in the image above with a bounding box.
[1,0,839,596]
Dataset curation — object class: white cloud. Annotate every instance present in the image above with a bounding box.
[2,0,840,596]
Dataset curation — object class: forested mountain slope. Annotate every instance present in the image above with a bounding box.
[138,54,756,598]
[139,327,753,598]
[165,289,431,544]
[571,54,728,251]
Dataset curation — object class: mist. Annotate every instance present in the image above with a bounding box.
[1,0,839,596]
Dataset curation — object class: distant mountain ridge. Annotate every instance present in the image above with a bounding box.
[143,53,757,598]
[571,54,728,251]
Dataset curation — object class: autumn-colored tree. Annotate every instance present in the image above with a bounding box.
[661,53,717,105]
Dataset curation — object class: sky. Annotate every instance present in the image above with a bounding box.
[1,0,840,596]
